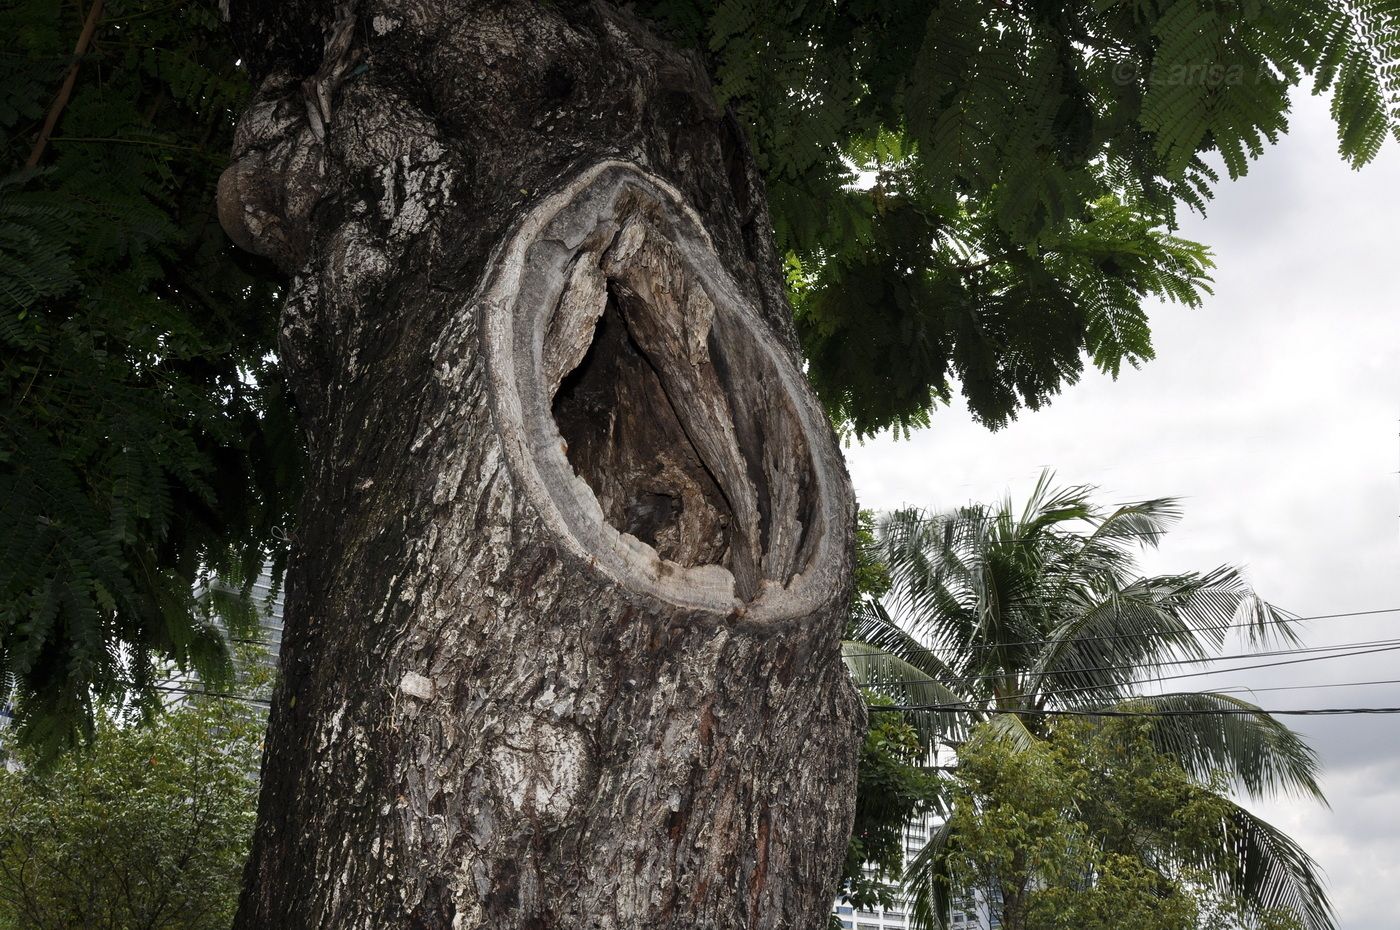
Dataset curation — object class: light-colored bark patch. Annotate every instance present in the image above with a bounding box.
[491,716,588,822]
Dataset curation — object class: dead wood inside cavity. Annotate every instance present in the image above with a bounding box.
[547,212,819,602]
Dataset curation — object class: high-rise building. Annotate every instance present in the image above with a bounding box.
[0,704,18,772]
[245,571,285,669]
[832,817,999,930]
[0,574,285,765]
[161,569,285,705]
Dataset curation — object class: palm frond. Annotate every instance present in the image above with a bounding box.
[1011,470,1095,537]
[848,600,970,687]
[981,711,1037,753]
[1028,564,1296,705]
[1029,581,1210,702]
[1087,496,1183,551]
[874,509,991,665]
[842,641,969,709]
[1108,692,1324,803]
[1214,802,1335,930]
[877,502,1056,674]
[846,601,974,748]
[904,818,954,930]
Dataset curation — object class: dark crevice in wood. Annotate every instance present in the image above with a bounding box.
[615,285,745,544]
[547,214,827,606]
[551,290,741,589]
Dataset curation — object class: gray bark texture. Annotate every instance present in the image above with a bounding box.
[217,2,864,928]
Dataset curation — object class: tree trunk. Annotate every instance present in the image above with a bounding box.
[217,2,863,927]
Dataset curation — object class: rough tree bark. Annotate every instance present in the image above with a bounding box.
[217,2,863,927]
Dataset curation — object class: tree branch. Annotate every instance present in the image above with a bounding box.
[26,0,107,169]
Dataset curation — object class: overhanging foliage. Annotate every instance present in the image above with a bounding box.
[1,0,297,755]
[643,0,1400,432]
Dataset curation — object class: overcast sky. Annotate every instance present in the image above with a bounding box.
[844,90,1400,929]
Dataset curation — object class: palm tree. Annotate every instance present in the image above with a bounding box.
[845,472,1331,930]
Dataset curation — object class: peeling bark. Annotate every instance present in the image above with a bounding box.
[218,3,863,928]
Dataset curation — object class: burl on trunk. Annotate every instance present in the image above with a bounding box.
[217,2,863,927]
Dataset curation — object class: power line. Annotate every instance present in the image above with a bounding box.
[899,643,1400,714]
[851,637,1400,717]
[867,522,1341,560]
[873,520,1188,545]
[868,704,1400,717]
[849,632,1400,671]
[1211,677,1400,696]
[149,682,272,707]
[845,635,1400,691]
[1016,643,1400,704]
[844,605,1400,661]
[1053,640,1400,687]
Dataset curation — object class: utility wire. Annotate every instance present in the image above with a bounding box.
[871,521,1191,543]
[1211,677,1400,696]
[864,524,1303,560]
[913,677,1400,709]
[843,605,1400,661]
[148,681,272,707]
[845,636,1400,690]
[849,633,1400,673]
[1018,643,1400,704]
[854,637,1400,722]
[865,639,1400,704]
[868,704,1400,717]
[856,642,1400,712]
[1058,642,1400,694]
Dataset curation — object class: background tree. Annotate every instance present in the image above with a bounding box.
[846,474,1330,929]
[836,695,944,918]
[836,509,944,917]
[0,690,263,930]
[940,718,1307,930]
[644,0,1400,434]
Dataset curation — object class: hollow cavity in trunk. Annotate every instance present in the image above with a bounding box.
[544,208,822,605]
[552,289,736,571]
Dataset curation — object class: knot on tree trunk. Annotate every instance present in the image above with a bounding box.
[217,6,359,270]
[216,69,329,271]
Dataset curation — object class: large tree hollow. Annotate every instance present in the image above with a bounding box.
[552,290,736,573]
[488,163,844,616]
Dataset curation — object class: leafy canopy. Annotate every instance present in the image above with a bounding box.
[831,510,942,914]
[5,0,1400,750]
[1,0,297,755]
[836,693,944,914]
[643,0,1400,433]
